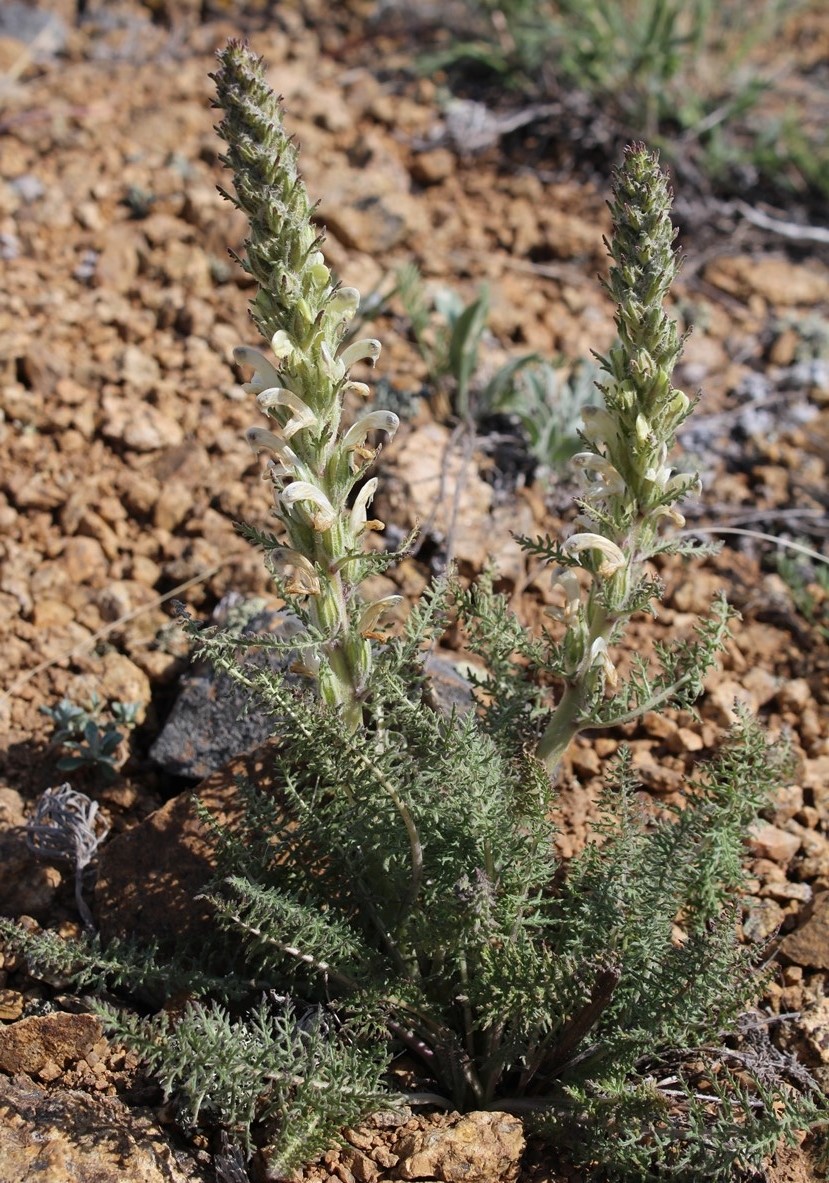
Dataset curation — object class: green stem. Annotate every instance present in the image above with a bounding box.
[536,680,585,776]
[457,953,476,1062]
[581,674,693,730]
[386,786,424,928]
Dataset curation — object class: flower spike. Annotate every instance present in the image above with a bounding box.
[537,145,706,772]
[215,41,414,728]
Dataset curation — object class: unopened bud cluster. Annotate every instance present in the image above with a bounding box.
[213,41,400,729]
[578,145,699,544]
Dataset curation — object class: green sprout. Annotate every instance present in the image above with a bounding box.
[41,695,139,784]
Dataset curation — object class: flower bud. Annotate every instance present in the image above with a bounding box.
[587,637,618,688]
[328,287,361,319]
[296,297,314,324]
[308,252,330,286]
[270,329,294,360]
[634,348,656,380]
[667,391,690,419]
[616,380,637,411]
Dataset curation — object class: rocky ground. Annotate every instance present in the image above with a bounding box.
[1,1,829,1180]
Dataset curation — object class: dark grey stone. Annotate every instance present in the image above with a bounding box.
[149,607,299,780]
[150,602,474,781]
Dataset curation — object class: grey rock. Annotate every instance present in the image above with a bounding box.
[150,602,474,781]
[0,232,20,261]
[423,654,476,716]
[0,5,66,57]
[9,175,45,205]
[149,606,300,780]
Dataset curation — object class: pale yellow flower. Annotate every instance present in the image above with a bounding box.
[265,548,321,595]
[358,595,403,637]
[570,453,626,496]
[234,345,281,394]
[256,388,317,438]
[339,338,381,370]
[280,482,337,532]
[562,533,627,578]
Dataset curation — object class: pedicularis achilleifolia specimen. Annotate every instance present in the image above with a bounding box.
[2,41,820,1182]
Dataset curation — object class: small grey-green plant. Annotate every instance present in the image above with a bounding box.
[387,265,601,473]
[40,696,89,742]
[395,262,539,425]
[506,357,601,472]
[3,46,822,1181]
[776,546,829,640]
[41,694,139,783]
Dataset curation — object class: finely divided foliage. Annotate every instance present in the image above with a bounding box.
[1,39,821,1181]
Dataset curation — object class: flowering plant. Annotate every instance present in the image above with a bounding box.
[2,41,819,1183]
[216,43,728,783]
